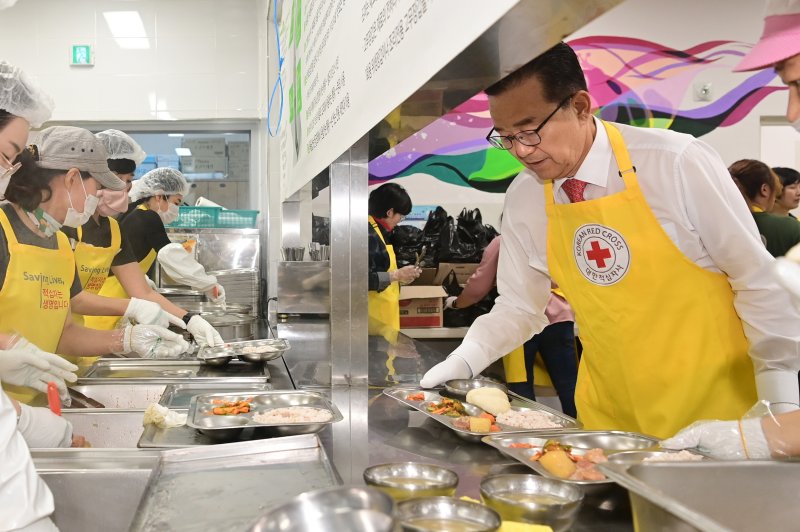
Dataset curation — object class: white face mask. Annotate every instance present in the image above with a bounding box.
[158,202,180,225]
[0,173,10,199]
[63,175,96,228]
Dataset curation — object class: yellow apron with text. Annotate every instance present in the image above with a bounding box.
[368,216,400,343]
[544,121,756,438]
[85,207,157,331]
[0,209,74,403]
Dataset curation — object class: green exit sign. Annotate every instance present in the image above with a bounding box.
[71,45,93,66]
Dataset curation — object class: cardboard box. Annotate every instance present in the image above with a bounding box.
[409,267,437,286]
[434,263,480,286]
[399,285,447,328]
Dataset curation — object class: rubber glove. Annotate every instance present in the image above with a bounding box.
[205,283,226,305]
[0,340,77,401]
[186,315,224,348]
[144,275,158,290]
[124,298,186,329]
[17,403,73,448]
[661,417,770,460]
[419,355,472,388]
[444,296,458,310]
[115,324,189,358]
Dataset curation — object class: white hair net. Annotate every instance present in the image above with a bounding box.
[96,129,146,165]
[0,61,54,128]
[129,168,189,203]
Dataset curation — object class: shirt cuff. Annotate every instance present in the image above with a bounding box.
[377,271,391,292]
[755,369,800,408]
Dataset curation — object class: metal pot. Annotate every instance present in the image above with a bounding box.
[157,288,206,306]
[180,302,253,316]
[203,313,256,342]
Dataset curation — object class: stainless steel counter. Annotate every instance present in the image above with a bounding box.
[280,318,634,531]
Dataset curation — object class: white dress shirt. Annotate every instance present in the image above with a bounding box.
[453,118,800,405]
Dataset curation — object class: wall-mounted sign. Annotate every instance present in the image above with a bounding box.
[70,45,93,66]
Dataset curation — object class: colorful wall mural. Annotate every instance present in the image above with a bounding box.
[369,36,786,193]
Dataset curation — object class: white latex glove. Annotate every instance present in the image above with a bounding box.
[390,265,421,284]
[144,275,158,290]
[661,417,770,460]
[444,296,458,310]
[115,324,190,358]
[419,355,472,388]
[17,404,73,448]
[186,315,224,348]
[205,283,226,305]
[157,243,217,291]
[0,347,77,399]
[124,297,186,329]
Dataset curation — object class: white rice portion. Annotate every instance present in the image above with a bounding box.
[495,409,561,429]
[253,406,332,424]
[643,450,704,462]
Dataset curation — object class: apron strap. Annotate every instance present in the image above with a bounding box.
[77,224,83,242]
[368,215,388,246]
[108,216,122,250]
[0,208,19,247]
[601,120,639,188]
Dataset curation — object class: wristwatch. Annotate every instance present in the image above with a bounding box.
[182,313,196,326]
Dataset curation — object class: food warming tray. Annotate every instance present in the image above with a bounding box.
[383,386,580,443]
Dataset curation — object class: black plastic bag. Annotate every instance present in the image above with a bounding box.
[421,206,448,264]
[392,225,423,267]
[439,216,479,263]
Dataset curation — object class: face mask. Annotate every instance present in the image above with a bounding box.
[158,202,180,225]
[96,188,129,217]
[25,208,62,238]
[63,176,95,228]
[0,173,10,199]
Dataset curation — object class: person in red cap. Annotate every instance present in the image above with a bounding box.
[735,0,800,127]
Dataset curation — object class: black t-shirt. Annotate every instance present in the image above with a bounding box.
[0,203,82,297]
[117,208,172,277]
[61,216,137,268]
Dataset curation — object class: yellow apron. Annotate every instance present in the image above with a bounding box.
[0,209,75,403]
[544,121,756,438]
[368,216,400,343]
[85,206,157,330]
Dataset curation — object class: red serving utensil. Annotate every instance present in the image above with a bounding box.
[47,382,61,416]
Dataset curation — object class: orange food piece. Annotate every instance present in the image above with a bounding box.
[478,412,495,423]
[406,393,425,401]
[509,442,534,449]
[490,424,501,432]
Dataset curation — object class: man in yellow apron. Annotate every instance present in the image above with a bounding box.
[421,42,800,438]
[367,183,420,342]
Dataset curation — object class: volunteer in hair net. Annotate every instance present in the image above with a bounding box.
[664,0,800,460]
[66,131,223,350]
[89,168,226,332]
[0,59,72,532]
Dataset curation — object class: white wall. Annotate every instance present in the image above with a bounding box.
[0,0,261,121]
[569,0,789,167]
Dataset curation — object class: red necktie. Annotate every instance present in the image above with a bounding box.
[562,178,588,203]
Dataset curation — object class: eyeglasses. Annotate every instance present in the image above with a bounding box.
[0,152,20,181]
[486,94,575,150]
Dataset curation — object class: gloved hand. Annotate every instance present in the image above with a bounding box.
[390,265,421,284]
[144,276,159,290]
[116,324,190,358]
[17,403,73,448]
[124,298,186,329]
[0,340,78,400]
[186,315,224,348]
[205,284,226,305]
[419,355,472,388]
[661,417,771,460]
[444,296,458,310]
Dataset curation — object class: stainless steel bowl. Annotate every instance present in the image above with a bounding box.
[233,339,291,363]
[396,496,501,532]
[443,379,508,399]
[363,462,458,501]
[194,415,249,441]
[480,474,584,532]
[196,346,235,366]
[203,313,256,342]
[249,486,396,532]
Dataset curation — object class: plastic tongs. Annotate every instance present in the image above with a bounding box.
[415,245,427,268]
[47,382,61,416]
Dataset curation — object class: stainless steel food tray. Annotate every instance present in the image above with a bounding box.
[129,435,340,532]
[77,359,269,385]
[383,386,580,443]
[481,431,659,488]
[187,390,343,439]
[225,338,291,362]
[138,422,277,448]
[158,383,273,409]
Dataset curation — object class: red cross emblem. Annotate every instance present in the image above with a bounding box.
[586,240,612,268]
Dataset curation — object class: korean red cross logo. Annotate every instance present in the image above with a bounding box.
[573,224,630,286]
